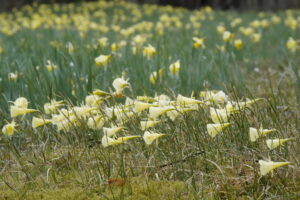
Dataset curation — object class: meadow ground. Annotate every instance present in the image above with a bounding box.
[0,1,300,199]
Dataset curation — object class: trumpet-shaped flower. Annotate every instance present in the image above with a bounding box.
[251,33,261,43]
[210,108,229,123]
[259,160,291,176]
[98,37,108,47]
[110,43,117,52]
[56,119,72,132]
[266,138,292,150]
[207,123,231,138]
[112,77,130,94]
[143,44,156,59]
[32,117,52,128]
[169,60,180,76]
[85,95,104,107]
[44,100,63,114]
[140,120,161,130]
[176,94,203,105]
[13,97,28,108]
[134,101,157,113]
[249,127,276,142]
[93,89,111,97]
[102,135,124,147]
[95,54,111,67]
[66,42,74,54]
[166,107,195,121]
[46,60,58,72]
[233,39,243,49]
[8,72,18,81]
[10,106,37,118]
[286,37,298,52]
[149,68,164,84]
[192,37,205,48]
[116,135,141,142]
[136,96,156,103]
[149,106,174,119]
[143,131,166,145]
[200,90,228,104]
[2,121,17,136]
[87,115,105,130]
[132,34,146,46]
[222,31,234,42]
[103,126,124,137]
[216,24,225,34]
[72,106,95,118]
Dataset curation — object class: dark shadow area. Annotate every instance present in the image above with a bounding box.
[1,0,300,11]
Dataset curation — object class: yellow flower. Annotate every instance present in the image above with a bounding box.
[251,33,261,43]
[249,127,276,142]
[132,46,137,55]
[103,126,124,137]
[101,135,123,147]
[44,100,63,114]
[206,123,231,138]
[85,95,104,107]
[116,135,141,142]
[192,37,205,48]
[12,97,29,108]
[98,37,108,47]
[10,106,37,118]
[266,138,292,150]
[230,18,242,28]
[46,60,58,72]
[149,68,164,84]
[286,37,298,52]
[32,117,52,128]
[210,108,230,123]
[216,25,225,34]
[93,89,111,97]
[143,44,156,59]
[260,19,270,28]
[111,43,117,52]
[72,106,95,118]
[66,42,74,54]
[166,107,195,121]
[200,90,228,104]
[2,121,17,136]
[118,40,127,48]
[239,27,253,36]
[140,120,161,130]
[259,160,291,176]
[132,34,146,46]
[149,106,174,119]
[233,39,243,49]
[169,60,180,76]
[285,17,297,30]
[143,131,166,145]
[222,31,234,42]
[95,54,111,68]
[8,72,18,81]
[250,20,261,28]
[134,101,157,113]
[112,77,130,94]
[176,94,203,106]
[136,96,156,103]
[271,16,281,24]
[87,115,105,130]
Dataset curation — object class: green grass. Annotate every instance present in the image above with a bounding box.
[0,1,300,199]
